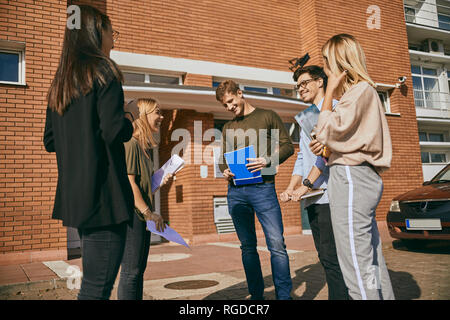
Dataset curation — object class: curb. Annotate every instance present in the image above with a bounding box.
[0,278,69,296]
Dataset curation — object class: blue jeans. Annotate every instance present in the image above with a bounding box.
[227,182,292,300]
[77,223,127,300]
[118,211,151,300]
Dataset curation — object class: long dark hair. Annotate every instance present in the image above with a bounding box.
[47,5,123,115]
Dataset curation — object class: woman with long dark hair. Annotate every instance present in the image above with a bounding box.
[43,5,139,300]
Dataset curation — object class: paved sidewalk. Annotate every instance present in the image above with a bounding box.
[0,222,449,300]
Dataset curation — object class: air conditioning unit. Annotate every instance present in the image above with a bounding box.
[422,39,445,55]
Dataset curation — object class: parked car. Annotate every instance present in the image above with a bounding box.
[387,163,450,241]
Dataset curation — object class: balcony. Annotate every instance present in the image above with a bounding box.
[404,0,450,29]
[404,0,450,45]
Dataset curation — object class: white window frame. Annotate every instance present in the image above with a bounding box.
[411,64,442,109]
[377,90,391,114]
[0,46,26,86]
[122,70,182,85]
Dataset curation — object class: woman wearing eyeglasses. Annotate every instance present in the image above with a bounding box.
[44,5,139,300]
[310,34,394,300]
[118,98,173,300]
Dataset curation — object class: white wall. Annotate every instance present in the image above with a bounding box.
[423,163,447,180]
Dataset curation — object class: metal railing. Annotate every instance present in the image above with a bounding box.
[413,90,450,110]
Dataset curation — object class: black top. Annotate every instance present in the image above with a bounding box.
[43,74,135,229]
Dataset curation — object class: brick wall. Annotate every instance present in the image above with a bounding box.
[0,0,67,263]
[0,0,423,260]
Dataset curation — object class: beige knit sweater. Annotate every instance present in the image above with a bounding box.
[315,81,392,173]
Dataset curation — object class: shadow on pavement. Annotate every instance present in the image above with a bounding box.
[203,262,326,300]
[388,269,421,300]
[392,240,450,254]
[203,261,422,300]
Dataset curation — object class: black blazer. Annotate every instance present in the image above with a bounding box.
[43,75,134,229]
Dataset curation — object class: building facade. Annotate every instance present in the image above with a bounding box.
[0,0,426,264]
[404,0,450,181]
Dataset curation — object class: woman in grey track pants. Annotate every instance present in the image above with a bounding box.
[309,34,395,300]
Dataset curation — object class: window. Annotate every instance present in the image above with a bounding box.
[438,13,450,30]
[430,153,446,163]
[421,152,430,163]
[419,132,447,142]
[212,80,297,99]
[411,65,441,109]
[429,133,444,142]
[123,71,181,85]
[123,72,145,83]
[447,70,450,93]
[421,152,447,164]
[149,74,180,85]
[419,132,428,141]
[243,86,268,94]
[0,41,25,85]
[284,122,300,143]
[404,6,416,23]
[377,91,391,113]
[213,119,228,141]
[273,87,296,98]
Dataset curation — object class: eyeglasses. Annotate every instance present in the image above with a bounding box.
[112,29,120,43]
[295,78,319,91]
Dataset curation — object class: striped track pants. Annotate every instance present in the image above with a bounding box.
[328,164,395,300]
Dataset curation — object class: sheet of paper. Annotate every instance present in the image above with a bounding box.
[146,220,190,249]
[152,154,185,193]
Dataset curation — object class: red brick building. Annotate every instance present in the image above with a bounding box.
[0,0,423,264]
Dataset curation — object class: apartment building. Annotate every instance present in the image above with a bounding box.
[404,0,450,180]
[0,0,424,264]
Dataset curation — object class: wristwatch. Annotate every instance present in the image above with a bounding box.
[303,178,314,189]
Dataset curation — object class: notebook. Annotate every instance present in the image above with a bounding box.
[300,188,325,200]
[224,145,263,186]
[151,154,185,193]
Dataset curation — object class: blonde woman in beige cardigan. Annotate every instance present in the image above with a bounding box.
[309,34,395,300]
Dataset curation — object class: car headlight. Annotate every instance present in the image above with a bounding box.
[390,200,400,212]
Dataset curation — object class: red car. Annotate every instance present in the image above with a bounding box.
[387,163,450,241]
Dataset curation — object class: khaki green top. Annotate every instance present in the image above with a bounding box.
[219,107,294,183]
[124,137,154,218]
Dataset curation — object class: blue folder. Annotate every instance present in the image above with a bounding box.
[224,145,263,186]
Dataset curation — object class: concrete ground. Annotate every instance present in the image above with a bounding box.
[0,222,449,300]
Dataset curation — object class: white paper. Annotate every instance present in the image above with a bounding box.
[151,154,185,193]
[146,220,190,248]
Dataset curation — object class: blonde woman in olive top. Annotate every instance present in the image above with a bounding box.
[118,98,172,300]
[310,34,395,300]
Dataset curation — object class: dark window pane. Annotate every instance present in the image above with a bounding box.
[428,133,444,142]
[418,132,428,141]
[214,119,228,141]
[243,86,267,93]
[438,14,450,30]
[412,76,423,90]
[421,152,430,163]
[273,87,295,98]
[284,122,299,143]
[422,68,437,76]
[149,74,179,85]
[213,81,221,88]
[430,153,446,163]
[0,52,19,82]
[411,65,421,74]
[123,72,145,83]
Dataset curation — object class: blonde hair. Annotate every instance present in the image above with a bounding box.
[132,98,159,158]
[322,34,375,95]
